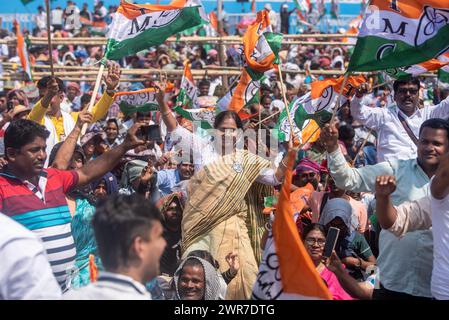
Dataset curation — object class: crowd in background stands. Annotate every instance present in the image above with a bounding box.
[1,1,449,301]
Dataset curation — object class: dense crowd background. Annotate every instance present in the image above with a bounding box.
[1,0,449,301]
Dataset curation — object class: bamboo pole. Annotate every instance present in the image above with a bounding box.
[44,0,54,77]
[3,63,438,77]
[81,63,105,135]
[0,34,358,46]
[278,67,297,142]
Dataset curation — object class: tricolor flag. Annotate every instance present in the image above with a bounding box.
[294,0,311,13]
[243,10,282,75]
[438,65,449,84]
[276,75,366,142]
[105,0,208,60]
[224,10,282,113]
[178,62,197,108]
[386,52,449,79]
[13,20,32,82]
[115,84,174,116]
[209,11,218,32]
[252,151,332,300]
[217,69,264,112]
[348,0,449,72]
[173,104,215,129]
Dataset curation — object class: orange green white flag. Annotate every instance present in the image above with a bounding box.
[348,0,449,72]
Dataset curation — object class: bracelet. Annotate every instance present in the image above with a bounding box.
[280,158,288,168]
[161,110,171,116]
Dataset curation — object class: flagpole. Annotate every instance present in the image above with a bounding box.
[278,66,297,141]
[351,128,373,167]
[44,0,54,77]
[253,109,281,126]
[81,63,106,135]
[330,72,350,123]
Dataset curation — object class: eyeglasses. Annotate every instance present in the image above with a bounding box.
[304,237,326,246]
[396,88,419,95]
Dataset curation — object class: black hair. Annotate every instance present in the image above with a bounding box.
[338,125,355,141]
[106,118,119,129]
[4,119,49,152]
[37,76,65,93]
[393,77,420,93]
[213,111,243,130]
[285,82,295,90]
[80,93,91,105]
[419,118,449,140]
[136,111,152,120]
[187,250,220,269]
[198,79,210,87]
[301,223,327,240]
[48,141,86,166]
[92,194,162,270]
[261,95,272,104]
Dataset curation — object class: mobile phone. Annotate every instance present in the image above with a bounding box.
[7,101,13,111]
[138,125,161,142]
[322,227,340,258]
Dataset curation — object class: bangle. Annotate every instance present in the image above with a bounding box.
[280,158,288,168]
[161,110,171,117]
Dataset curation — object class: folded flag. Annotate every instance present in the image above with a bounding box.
[178,62,198,108]
[294,0,311,13]
[217,69,264,112]
[13,20,32,82]
[224,10,282,113]
[276,75,366,142]
[348,0,449,72]
[173,105,215,129]
[438,65,449,84]
[386,52,449,79]
[105,0,208,60]
[115,84,174,116]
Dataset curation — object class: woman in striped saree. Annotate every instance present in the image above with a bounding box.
[158,87,293,299]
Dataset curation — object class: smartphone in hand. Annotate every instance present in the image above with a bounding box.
[322,227,340,258]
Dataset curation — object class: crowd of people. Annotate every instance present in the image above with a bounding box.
[1,1,449,301]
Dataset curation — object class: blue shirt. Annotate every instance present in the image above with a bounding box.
[328,148,432,297]
[157,169,181,197]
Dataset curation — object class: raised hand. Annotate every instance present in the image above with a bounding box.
[375,175,397,197]
[355,83,370,98]
[122,123,147,151]
[104,61,121,91]
[320,122,339,153]
[75,109,94,128]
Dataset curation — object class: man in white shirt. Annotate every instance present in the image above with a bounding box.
[34,6,47,32]
[375,147,449,300]
[352,78,449,162]
[64,1,81,32]
[321,118,449,299]
[51,6,64,31]
[63,194,166,300]
[0,213,61,300]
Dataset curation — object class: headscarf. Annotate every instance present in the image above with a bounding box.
[156,192,184,222]
[91,172,118,195]
[319,198,357,234]
[174,256,222,300]
[48,141,86,168]
[294,158,322,175]
[120,159,147,190]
